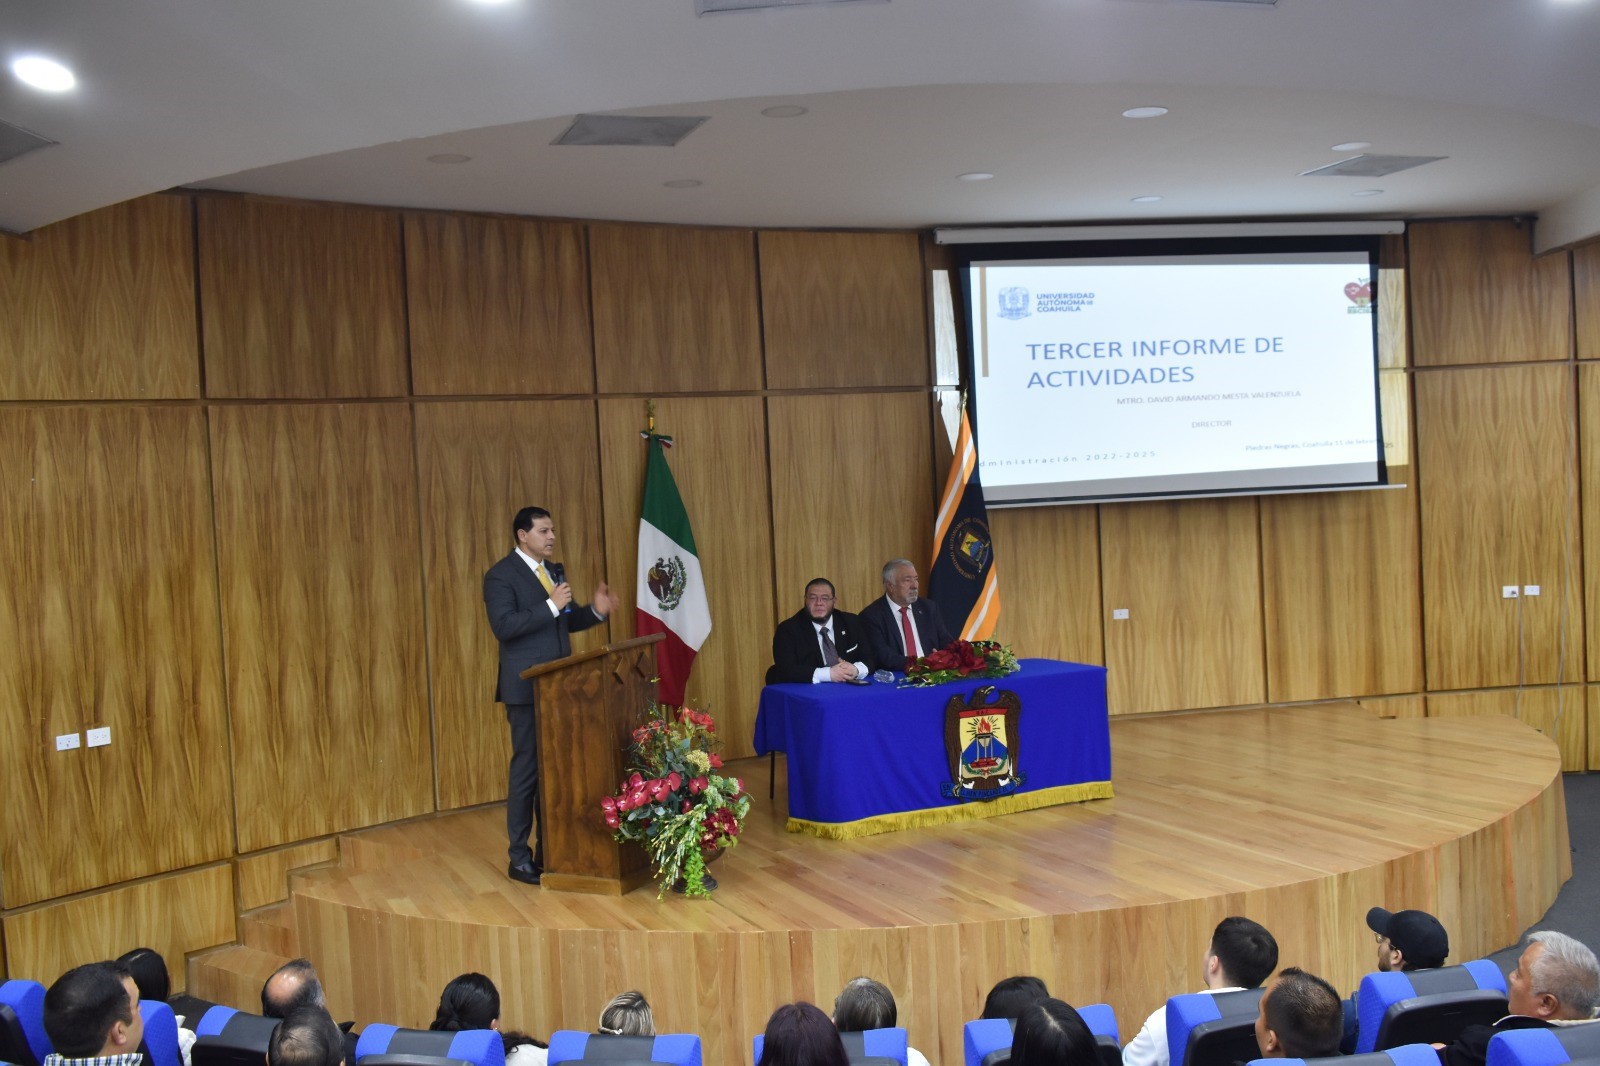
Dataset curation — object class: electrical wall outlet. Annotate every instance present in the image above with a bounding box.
[87,726,111,748]
[1502,586,1519,599]
[56,733,81,751]
[1524,585,1541,597]
[1112,608,1130,620]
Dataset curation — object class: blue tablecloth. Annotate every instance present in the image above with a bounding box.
[753,658,1112,837]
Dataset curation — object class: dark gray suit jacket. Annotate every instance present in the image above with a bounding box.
[483,550,604,705]
[858,594,956,671]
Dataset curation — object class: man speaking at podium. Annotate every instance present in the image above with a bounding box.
[484,505,619,886]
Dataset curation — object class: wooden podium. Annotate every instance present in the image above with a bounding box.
[520,633,661,894]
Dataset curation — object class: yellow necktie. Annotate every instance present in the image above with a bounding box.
[533,562,555,595]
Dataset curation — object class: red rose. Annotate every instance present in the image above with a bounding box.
[600,795,617,813]
[709,753,723,769]
[667,771,682,790]
[603,811,620,829]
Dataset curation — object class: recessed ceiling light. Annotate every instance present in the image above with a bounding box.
[1351,189,1385,198]
[1122,106,1168,119]
[957,172,994,182]
[761,105,808,118]
[427,153,472,164]
[1131,196,1163,204]
[663,179,703,189]
[1331,141,1372,152]
[10,55,76,93]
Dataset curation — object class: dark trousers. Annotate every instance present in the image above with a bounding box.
[506,701,543,869]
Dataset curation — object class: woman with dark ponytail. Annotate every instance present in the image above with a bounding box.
[430,972,502,1032]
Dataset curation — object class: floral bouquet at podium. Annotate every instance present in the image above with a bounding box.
[901,639,1020,688]
[599,702,751,898]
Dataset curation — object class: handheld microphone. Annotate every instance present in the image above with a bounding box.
[547,561,573,614]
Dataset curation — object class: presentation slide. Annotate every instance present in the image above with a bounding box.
[967,251,1383,505]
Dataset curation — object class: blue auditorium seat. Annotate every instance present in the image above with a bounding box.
[963,1002,1122,1066]
[545,1031,702,1066]
[355,1025,505,1066]
[1355,960,1508,1053]
[1485,1021,1600,1066]
[1246,1044,1443,1066]
[192,1005,282,1066]
[0,980,51,1066]
[140,999,185,1066]
[1167,987,1267,1066]
[754,1026,905,1066]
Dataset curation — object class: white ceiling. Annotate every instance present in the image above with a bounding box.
[4,0,1600,251]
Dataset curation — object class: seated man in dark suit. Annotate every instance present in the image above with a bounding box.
[1435,931,1600,1066]
[767,578,874,684]
[858,558,955,673]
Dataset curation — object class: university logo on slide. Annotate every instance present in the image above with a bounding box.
[940,686,1025,802]
[646,555,688,611]
[1344,278,1374,314]
[997,286,1031,319]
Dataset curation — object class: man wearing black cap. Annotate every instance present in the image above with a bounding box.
[1341,907,1451,1051]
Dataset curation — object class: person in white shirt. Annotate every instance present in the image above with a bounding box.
[1121,917,1279,1066]
[832,977,931,1066]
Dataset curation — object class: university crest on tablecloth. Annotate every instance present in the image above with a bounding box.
[940,685,1025,802]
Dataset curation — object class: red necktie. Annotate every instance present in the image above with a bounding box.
[900,606,917,657]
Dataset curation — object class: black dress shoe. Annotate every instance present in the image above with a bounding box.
[508,862,542,885]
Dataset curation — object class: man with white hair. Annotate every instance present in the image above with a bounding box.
[1436,931,1600,1066]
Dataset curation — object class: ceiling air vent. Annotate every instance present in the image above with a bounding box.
[1301,154,1448,178]
[0,118,57,167]
[553,114,708,148]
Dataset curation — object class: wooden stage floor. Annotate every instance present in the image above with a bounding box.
[270,702,1567,1066]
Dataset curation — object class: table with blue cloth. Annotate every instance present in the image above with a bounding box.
[753,658,1112,839]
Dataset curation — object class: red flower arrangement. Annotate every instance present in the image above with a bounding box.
[599,701,750,897]
[901,639,1020,687]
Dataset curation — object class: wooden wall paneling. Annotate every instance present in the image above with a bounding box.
[1260,483,1423,702]
[1580,364,1600,679]
[597,397,774,758]
[1357,694,1426,719]
[1574,241,1600,360]
[404,213,594,396]
[414,400,608,811]
[1589,686,1600,770]
[1378,233,1408,370]
[767,392,935,619]
[0,196,199,400]
[759,230,929,390]
[3,864,235,989]
[237,838,341,912]
[1380,369,1412,474]
[212,404,432,851]
[0,406,231,908]
[1417,365,1582,690]
[1426,688,1586,772]
[1409,221,1571,367]
[986,505,1104,665]
[197,198,408,398]
[1099,497,1265,714]
[589,224,762,394]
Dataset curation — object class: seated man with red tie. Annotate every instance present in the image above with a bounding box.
[766,577,875,684]
[858,558,955,674]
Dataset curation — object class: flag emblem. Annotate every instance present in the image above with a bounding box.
[646,556,688,611]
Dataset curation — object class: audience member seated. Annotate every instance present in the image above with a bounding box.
[832,977,927,1066]
[1436,932,1600,1066]
[260,960,357,1066]
[1123,917,1279,1066]
[267,1008,343,1066]
[120,948,198,1066]
[596,992,653,1038]
[43,962,145,1066]
[430,974,546,1066]
[1254,969,1344,1060]
[1011,999,1100,1066]
[756,1002,849,1066]
[1342,909,1451,1052]
[984,978,1052,1021]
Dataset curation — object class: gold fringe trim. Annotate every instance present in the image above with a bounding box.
[785,781,1114,840]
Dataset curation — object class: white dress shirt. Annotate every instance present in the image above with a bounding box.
[811,618,868,684]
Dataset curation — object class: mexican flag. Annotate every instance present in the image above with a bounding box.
[635,433,711,706]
